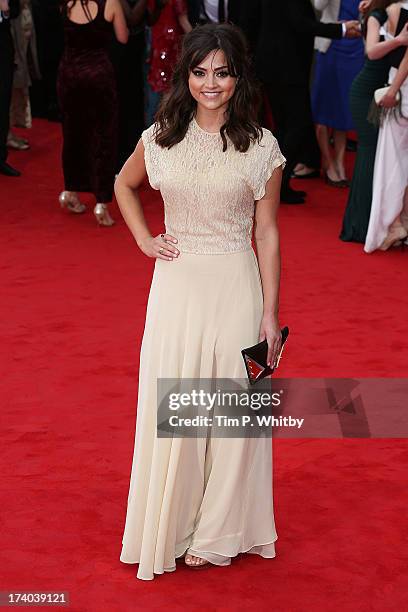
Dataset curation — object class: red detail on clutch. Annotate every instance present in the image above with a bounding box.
[244,356,264,381]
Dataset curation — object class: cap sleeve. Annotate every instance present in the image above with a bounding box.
[141,124,161,190]
[368,9,388,26]
[248,128,286,201]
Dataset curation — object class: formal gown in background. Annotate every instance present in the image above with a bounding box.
[365,2,408,252]
[312,0,365,131]
[340,9,390,243]
[57,0,117,202]
[120,118,286,580]
[147,0,187,94]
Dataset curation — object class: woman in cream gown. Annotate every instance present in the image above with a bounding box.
[115,23,286,581]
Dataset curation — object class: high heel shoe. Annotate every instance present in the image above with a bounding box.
[291,169,320,179]
[7,134,30,150]
[324,172,348,188]
[94,203,115,226]
[379,226,408,251]
[59,191,86,214]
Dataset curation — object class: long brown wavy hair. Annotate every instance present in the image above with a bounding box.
[154,23,263,153]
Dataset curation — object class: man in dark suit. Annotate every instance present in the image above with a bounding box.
[240,0,360,203]
[30,0,63,122]
[0,0,21,176]
[188,0,242,26]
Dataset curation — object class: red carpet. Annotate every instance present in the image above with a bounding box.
[1,120,407,611]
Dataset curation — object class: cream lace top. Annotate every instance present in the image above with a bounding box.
[141,117,286,255]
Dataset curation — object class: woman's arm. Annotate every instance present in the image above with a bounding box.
[105,0,129,43]
[389,47,408,93]
[119,0,147,26]
[366,17,408,60]
[174,0,191,33]
[114,139,179,260]
[253,167,282,367]
[178,12,192,33]
[380,47,408,107]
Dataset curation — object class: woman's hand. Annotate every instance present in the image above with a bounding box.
[358,0,371,14]
[138,233,179,260]
[259,315,282,368]
[379,90,399,108]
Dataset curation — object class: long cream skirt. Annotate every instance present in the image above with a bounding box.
[119,248,277,580]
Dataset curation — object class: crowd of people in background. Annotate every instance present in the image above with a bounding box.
[0,0,407,250]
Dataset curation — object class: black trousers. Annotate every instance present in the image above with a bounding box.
[264,78,320,190]
[0,25,14,164]
[30,0,63,119]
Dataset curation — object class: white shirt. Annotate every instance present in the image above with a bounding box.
[201,0,228,23]
[0,0,10,23]
[313,0,344,53]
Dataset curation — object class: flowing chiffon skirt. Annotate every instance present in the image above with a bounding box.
[364,68,408,252]
[120,248,278,580]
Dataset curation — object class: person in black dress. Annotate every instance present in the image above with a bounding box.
[240,0,361,204]
[57,0,128,225]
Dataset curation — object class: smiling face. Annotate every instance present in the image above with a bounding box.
[188,49,238,114]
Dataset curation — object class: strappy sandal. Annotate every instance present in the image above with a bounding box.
[59,191,86,214]
[184,553,211,569]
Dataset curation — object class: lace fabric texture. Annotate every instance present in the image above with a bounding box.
[141,118,286,254]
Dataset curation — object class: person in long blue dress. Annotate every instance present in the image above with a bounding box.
[311,0,365,186]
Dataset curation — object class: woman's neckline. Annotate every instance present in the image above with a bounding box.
[192,116,222,136]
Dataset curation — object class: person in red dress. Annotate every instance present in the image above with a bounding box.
[146,0,191,119]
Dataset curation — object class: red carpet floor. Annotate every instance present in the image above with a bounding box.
[1,120,407,611]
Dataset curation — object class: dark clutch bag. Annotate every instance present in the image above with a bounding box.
[241,326,289,385]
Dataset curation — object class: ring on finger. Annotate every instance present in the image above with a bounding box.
[159,247,164,254]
